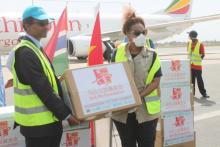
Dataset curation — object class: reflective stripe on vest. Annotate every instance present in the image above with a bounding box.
[12,40,59,126]
[144,96,160,102]
[187,41,202,66]
[14,87,34,95]
[115,44,161,115]
[15,105,48,114]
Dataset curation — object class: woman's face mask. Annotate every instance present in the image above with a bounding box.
[133,33,146,47]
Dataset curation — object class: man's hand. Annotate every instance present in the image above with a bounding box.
[67,115,80,126]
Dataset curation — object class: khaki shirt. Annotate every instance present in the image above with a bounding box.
[112,45,160,124]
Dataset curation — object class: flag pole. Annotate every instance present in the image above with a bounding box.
[66,1,70,69]
[88,2,103,146]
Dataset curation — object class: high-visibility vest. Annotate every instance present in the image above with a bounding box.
[187,41,202,67]
[12,40,59,126]
[115,44,161,115]
[146,38,151,48]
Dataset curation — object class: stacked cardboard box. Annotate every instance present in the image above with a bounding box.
[0,106,94,147]
[60,62,142,120]
[155,59,195,147]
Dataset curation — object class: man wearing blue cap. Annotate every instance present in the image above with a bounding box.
[11,6,79,147]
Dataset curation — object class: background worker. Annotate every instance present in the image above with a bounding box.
[12,6,79,147]
[111,6,162,147]
[187,30,209,98]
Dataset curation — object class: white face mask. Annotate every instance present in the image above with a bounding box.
[133,33,146,47]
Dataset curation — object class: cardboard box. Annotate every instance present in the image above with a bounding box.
[0,106,25,147]
[160,59,192,113]
[155,60,195,147]
[160,85,191,113]
[155,131,195,147]
[61,128,91,147]
[163,111,194,146]
[160,59,191,86]
[169,139,195,147]
[0,106,93,147]
[61,62,142,120]
[169,131,196,147]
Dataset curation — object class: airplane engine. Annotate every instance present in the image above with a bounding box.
[68,36,91,59]
[68,36,113,61]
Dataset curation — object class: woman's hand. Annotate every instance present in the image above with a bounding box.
[140,77,161,98]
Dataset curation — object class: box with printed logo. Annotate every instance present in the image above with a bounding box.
[0,106,25,147]
[160,85,191,113]
[163,111,194,146]
[0,106,93,147]
[160,59,191,86]
[60,62,142,120]
[160,59,192,112]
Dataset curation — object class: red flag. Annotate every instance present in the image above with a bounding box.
[87,4,103,66]
[44,7,68,62]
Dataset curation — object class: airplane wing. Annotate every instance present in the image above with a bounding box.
[148,14,220,40]
[101,13,220,41]
[101,30,123,41]
[149,13,220,30]
[148,13,220,40]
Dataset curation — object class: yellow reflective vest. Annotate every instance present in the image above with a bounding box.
[12,40,59,126]
[115,44,161,115]
[187,41,202,67]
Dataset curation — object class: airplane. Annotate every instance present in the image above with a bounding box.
[1,0,220,60]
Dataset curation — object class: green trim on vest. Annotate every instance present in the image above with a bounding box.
[12,40,59,126]
[115,45,161,115]
[188,41,202,66]
[146,38,151,48]
[144,53,161,114]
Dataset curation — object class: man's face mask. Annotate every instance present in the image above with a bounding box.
[133,33,146,47]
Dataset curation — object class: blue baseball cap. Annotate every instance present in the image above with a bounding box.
[22,5,52,21]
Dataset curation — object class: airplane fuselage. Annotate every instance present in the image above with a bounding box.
[0,13,180,54]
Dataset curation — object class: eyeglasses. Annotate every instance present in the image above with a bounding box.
[32,20,50,27]
[131,30,147,36]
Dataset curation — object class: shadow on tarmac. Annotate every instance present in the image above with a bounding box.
[194,97,216,106]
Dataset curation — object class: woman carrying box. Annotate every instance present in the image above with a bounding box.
[111,6,162,147]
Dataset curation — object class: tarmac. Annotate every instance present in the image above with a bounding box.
[1,45,220,147]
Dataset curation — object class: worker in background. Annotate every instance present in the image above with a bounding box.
[111,6,162,147]
[11,6,79,147]
[187,30,209,98]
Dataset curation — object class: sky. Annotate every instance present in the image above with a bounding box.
[1,0,220,42]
